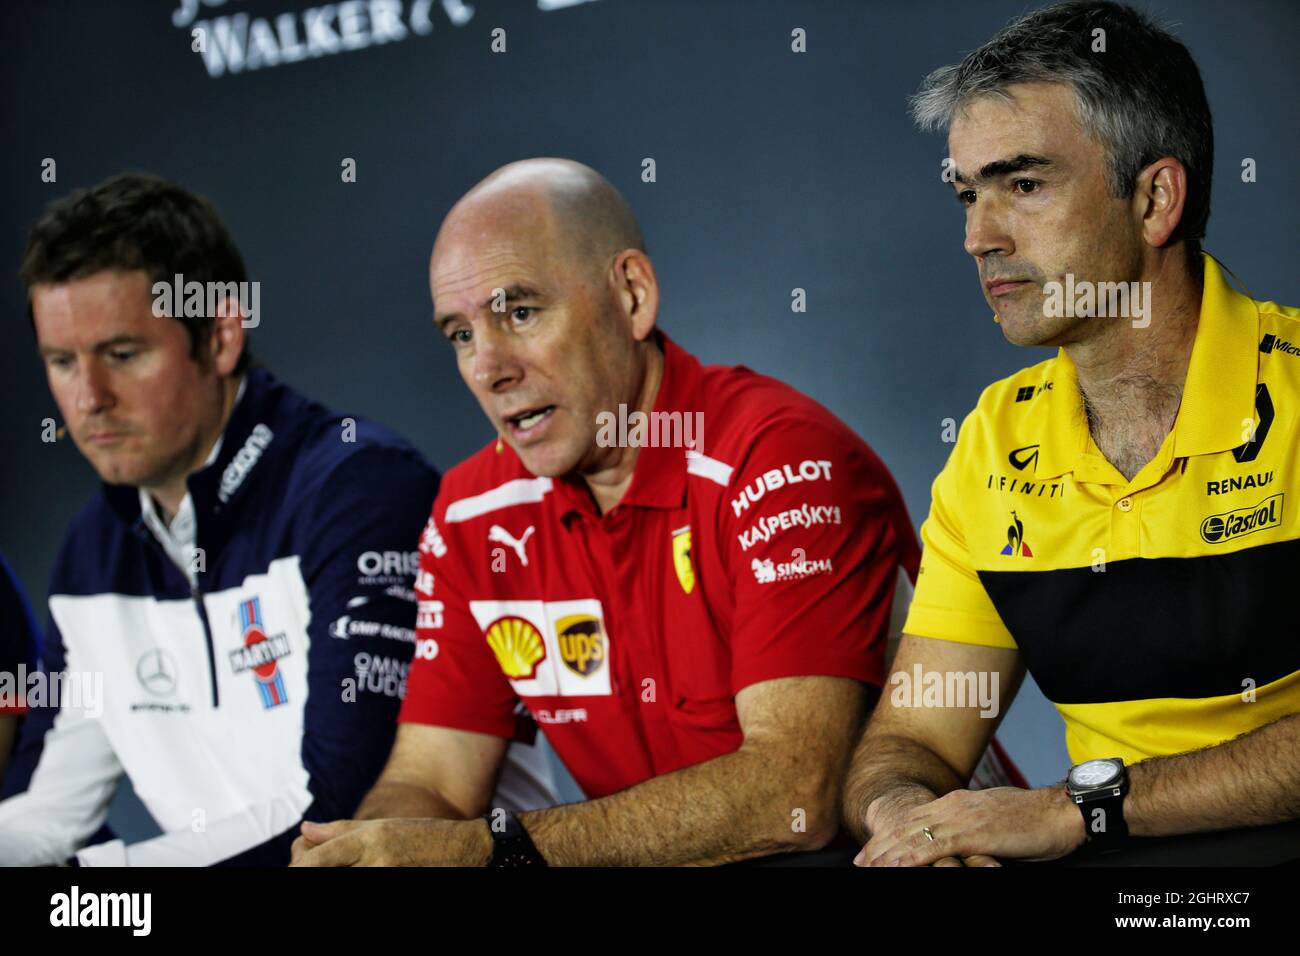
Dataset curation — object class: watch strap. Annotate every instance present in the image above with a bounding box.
[1070,762,1129,852]
[484,810,548,867]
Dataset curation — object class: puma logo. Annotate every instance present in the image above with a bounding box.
[488,525,535,567]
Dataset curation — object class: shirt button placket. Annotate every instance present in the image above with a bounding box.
[1112,494,1140,557]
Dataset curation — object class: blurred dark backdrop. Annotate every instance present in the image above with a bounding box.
[2,0,1296,838]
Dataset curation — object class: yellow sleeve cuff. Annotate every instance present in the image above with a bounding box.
[902,602,1018,649]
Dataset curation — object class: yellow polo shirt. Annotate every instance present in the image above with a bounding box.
[905,254,1300,765]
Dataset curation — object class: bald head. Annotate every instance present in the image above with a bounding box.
[429,158,662,487]
[435,158,643,280]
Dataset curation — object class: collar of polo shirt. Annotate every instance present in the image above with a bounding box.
[1034,254,1260,487]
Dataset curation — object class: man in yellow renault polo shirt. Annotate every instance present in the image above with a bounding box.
[842,0,1300,866]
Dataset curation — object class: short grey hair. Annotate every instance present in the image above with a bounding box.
[911,1,1213,246]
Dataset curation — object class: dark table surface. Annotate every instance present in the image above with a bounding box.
[735,819,1300,867]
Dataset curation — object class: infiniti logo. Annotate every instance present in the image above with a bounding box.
[136,649,178,697]
[1008,444,1040,471]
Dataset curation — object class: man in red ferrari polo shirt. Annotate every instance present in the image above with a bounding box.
[292,158,992,866]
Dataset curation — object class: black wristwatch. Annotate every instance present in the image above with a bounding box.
[1066,757,1129,852]
[484,810,548,867]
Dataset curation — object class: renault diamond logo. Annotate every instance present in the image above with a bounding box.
[1231,384,1274,464]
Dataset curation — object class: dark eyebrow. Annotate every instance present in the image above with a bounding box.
[95,335,146,352]
[38,335,145,358]
[436,284,546,331]
[953,154,1054,187]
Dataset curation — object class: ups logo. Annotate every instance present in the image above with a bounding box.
[556,613,606,678]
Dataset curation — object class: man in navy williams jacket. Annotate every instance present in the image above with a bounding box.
[0,172,556,865]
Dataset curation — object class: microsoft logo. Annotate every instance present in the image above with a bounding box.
[1014,382,1052,403]
[1261,333,1300,356]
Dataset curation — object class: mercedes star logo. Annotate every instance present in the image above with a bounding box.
[136,648,179,697]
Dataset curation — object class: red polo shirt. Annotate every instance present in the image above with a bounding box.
[400,332,919,799]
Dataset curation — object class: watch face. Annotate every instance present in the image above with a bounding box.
[1071,759,1120,788]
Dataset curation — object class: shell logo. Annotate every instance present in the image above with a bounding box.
[485,616,546,680]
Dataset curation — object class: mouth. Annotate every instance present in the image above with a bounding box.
[503,405,556,442]
[986,279,1032,297]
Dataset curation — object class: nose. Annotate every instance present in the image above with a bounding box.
[964,197,1014,261]
[469,323,522,393]
[74,358,115,416]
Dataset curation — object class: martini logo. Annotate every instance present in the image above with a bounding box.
[230,596,290,709]
[999,511,1033,556]
[1200,494,1283,544]
[672,525,695,594]
[556,614,606,678]
[485,616,546,680]
[1008,444,1040,472]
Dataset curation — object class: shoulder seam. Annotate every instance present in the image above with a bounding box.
[444,476,554,523]
[686,451,734,487]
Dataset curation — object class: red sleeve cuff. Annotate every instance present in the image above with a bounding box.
[731,653,884,697]
[398,698,517,740]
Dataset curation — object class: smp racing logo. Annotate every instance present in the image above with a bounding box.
[1200,494,1284,544]
[1000,511,1033,557]
[229,596,291,708]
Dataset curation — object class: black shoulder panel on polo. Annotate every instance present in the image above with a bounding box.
[979,535,1300,704]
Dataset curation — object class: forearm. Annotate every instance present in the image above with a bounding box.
[842,732,966,845]
[1126,713,1300,837]
[355,780,473,821]
[521,744,838,866]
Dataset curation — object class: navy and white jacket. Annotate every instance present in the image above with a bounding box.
[0,367,557,866]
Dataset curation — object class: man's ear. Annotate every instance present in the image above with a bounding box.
[209,294,246,376]
[611,249,660,342]
[1134,157,1189,249]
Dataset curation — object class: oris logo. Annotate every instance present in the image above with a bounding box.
[1200,494,1284,543]
[357,550,419,578]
